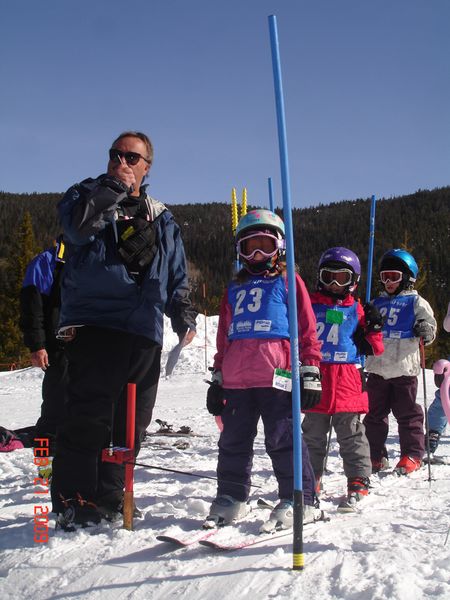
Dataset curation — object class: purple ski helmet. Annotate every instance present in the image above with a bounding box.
[318,247,361,275]
[318,247,361,293]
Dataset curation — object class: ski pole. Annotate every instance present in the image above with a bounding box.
[269,14,304,571]
[365,195,377,305]
[420,339,433,485]
[126,460,262,489]
[322,419,333,475]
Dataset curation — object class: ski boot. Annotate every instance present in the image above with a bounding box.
[371,456,390,474]
[260,499,293,533]
[338,476,370,513]
[428,430,441,454]
[203,495,249,528]
[56,493,102,532]
[303,504,326,525]
[394,456,421,475]
[259,499,325,533]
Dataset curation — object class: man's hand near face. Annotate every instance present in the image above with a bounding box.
[108,157,136,191]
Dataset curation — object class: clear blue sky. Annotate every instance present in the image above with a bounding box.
[1,1,449,208]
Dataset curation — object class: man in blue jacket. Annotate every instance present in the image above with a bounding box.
[51,131,197,530]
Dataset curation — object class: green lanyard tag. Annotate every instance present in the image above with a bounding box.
[326,309,344,325]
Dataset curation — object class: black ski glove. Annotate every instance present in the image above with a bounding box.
[300,365,322,410]
[413,319,434,344]
[206,382,225,416]
[363,302,384,332]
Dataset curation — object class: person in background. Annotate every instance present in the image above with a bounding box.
[19,236,67,459]
[205,209,323,532]
[303,247,384,512]
[427,301,450,454]
[51,131,197,531]
[364,249,437,475]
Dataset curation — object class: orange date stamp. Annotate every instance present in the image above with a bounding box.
[33,438,50,543]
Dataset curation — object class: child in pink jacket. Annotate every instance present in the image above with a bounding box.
[204,209,322,531]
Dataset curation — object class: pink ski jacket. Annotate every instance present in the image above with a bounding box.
[213,273,322,389]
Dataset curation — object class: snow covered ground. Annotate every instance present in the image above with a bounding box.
[1,316,449,600]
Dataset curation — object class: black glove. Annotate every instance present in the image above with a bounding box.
[300,366,322,410]
[413,319,435,344]
[363,302,384,332]
[206,382,225,416]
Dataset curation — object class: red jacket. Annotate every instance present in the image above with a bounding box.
[213,273,322,389]
[307,292,384,414]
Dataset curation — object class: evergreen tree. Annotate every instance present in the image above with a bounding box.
[0,211,38,366]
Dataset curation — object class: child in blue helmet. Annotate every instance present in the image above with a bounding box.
[364,249,437,475]
[303,247,384,511]
[205,209,323,531]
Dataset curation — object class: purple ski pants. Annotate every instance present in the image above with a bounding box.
[363,373,424,461]
[216,387,316,505]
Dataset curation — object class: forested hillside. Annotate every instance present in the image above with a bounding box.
[0,187,448,367]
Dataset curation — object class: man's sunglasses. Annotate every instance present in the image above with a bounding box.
[380,270,403,284]
[109,148,151,166]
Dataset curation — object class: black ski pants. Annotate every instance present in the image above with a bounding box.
[34,348,68,455]
[51,326,161,513]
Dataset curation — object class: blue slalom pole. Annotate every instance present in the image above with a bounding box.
[268,177,275,211]
[268,14,304,571]
[365,195,377,303]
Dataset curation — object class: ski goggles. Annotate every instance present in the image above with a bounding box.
[380,270,403,284]
[237,231,285,261]
[109,148,151,166]
[319,268,353,287]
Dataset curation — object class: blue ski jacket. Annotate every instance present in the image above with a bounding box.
[57,174,196,344]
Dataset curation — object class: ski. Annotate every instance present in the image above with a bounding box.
[145,439,190,450]
[156,528,218,548]
[198,513,330,552]
[198,530,292,551]
[337,498,359,513]
[164,341,184,377]
[423,455,449,466]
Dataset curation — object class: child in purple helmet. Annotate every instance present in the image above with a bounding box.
[303,247,384,511]
[363,249,437,475]
[204,209,323,531]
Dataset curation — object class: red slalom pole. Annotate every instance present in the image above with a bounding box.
[123,383,136,530]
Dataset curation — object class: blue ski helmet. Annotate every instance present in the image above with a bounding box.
[235,209,285,240]
[380,249,418,282]
[318,247,361,294]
